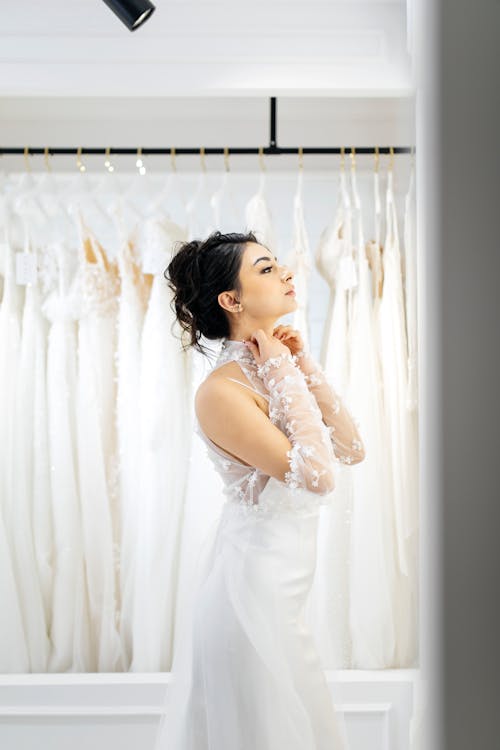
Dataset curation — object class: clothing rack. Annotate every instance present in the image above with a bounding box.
[0,98,414,158]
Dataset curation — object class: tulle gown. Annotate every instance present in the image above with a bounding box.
[13,236,52,672]
[110,199,151,670]
[0,221,30,672]
[377,170,418,666]
[41,238,90,671]
[310,168,356,668]
[155,338,365,750]
[344,167,397,668]
[244,171,279,254]
[130,214,192,671]
[287,169,313,351]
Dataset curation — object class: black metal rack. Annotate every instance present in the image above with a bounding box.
[0,97,414,158]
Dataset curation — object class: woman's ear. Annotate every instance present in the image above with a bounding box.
[218,291,238,313]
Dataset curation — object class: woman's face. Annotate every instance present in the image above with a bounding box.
[219,241,297,326]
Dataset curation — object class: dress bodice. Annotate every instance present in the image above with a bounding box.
[195,339,274,515]
[195,338,365,518]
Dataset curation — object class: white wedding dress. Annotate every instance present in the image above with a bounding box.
[155,339,365,750]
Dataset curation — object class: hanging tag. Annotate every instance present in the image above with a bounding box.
[339,254,358,289]
[16,251,37,285]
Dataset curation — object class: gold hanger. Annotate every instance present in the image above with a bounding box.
[389,146,394,173]
[77,146,86,172]
[200,146,207,173]
[374,146,379,174]
[340,146,345,173]
[298,146,304,171]
[170,146,177,172]
[24,146,32,172]
[136,147,146,175]
[350,146,356,171]
[224,146,230,172]
[104,146,114,173]
[44,147,52,173]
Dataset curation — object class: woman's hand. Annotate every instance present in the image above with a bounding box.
[272,325,305,357]
[243,329,291,367]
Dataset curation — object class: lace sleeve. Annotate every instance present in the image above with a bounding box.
[295,350,366,466]
[256,352,338,495]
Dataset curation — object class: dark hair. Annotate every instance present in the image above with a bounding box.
[165,230,258,357]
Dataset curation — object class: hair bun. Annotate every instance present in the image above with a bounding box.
[164,230,258,357]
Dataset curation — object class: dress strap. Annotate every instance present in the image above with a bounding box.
[225,377,269,400]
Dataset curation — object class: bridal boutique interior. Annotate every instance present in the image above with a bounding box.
[1,2,499,750]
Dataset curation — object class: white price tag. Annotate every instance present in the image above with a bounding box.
[16,251,37,285]
[339,254,358,289]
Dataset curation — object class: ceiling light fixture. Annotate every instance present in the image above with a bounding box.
[102,0,156,31]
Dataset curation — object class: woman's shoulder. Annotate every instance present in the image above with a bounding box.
[196,361,252,403]
[195,361,268,420]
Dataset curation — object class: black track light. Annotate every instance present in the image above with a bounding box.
[102,0,156,31]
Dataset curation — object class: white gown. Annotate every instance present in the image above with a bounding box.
[73,212,123,672]
[244,171,279,254]
[13,238,52,672]
[310,168,356,669]
[155,339,365,750]
[377,170,418,666]
[42,239,91,671]
[0,224,30,672]
[287,170,313,351]
[403,165,419,410]
[344,167,397,668]
[111,200,150,670]
[210,169,241,233]
[130,214,192,671]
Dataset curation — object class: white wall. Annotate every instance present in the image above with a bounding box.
[0,1,411,97]
[0,671,416,750]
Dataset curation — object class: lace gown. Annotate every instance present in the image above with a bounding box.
[74,215,122,672]
[155,338,365,750]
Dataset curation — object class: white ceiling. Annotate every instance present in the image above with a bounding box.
[0,0,413,97]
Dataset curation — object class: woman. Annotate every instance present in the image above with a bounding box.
[155,230,365,750]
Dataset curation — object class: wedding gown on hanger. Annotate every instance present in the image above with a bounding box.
[403,163,418,412]
[130,214,192,671]
[377,170,418,666]
[73,210,123,672]
[0,217,30,672]
[344,164,397,668]
[286,169,313,351]
[309,168,356,668]
[244,171,279,253]
[155,339,365,750]
[41,238,91,671]
[210,168,241,232]
[11,220,52,672]
[110,198,151,670]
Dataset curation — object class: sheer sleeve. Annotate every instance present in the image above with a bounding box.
[256,351,338,495]
[295,350,366,466]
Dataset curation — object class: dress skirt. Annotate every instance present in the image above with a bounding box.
[155,479,349,750]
